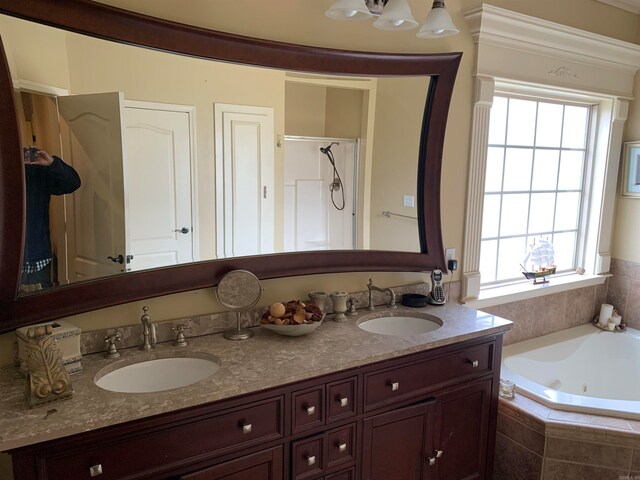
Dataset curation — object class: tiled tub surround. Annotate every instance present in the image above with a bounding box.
[608,258,640,329]
[0,302,511,452]
[480,283,607,346]
[495,394,640,480]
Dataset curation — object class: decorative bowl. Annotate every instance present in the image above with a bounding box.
[261,316,324,337]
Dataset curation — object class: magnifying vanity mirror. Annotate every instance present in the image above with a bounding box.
[0,0,461,333]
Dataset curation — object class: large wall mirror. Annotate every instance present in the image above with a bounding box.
[0,0,461,333]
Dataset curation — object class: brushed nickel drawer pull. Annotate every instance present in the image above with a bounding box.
[339,396,349,407]
[306,405,316,415]
[435,449,444,458]
[242,423,252,434]
[307,455,316,466]
[390,381,399,391]
[469,360,479,368]
[89,464,103,477]
[427,456,436,466]
[338,442,347,453]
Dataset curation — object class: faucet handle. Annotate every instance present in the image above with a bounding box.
[172,324,190,347]
[104,332,122,359]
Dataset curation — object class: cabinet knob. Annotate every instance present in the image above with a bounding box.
[306,405,316,415]
[427,456,436,466]
[242,423,252,434]
[469,360,479,368]
[339,396,349,407]
[89,464,103,477]
[435,449,444,458]
[306,455,316,466]
[389,381,400,391]
[338,442,347,453]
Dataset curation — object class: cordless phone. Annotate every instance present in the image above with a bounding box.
[428,269,446,305]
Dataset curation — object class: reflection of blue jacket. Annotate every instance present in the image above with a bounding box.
[24,156,81,264]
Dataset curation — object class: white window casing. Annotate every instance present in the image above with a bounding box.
[461,4,640,304]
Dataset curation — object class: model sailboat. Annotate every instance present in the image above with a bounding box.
[521,239,557,284]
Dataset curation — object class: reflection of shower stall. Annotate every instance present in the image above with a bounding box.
[283,136,358,251]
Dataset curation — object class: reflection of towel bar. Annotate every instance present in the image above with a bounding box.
[382,210,417,220]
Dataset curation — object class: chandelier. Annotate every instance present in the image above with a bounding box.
[325,0,459,38]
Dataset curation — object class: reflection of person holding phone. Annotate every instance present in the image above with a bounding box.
[21,148,81,292]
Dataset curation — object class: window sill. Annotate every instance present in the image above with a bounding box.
[462,273,609,309]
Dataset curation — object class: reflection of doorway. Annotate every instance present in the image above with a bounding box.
[124,101,196,271]
[57,94,196,279]
[15,90,68,286]
[214,103,275,258]
[283,137,358,251]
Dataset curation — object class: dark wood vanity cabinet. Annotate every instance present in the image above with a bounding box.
[9,335,501,480]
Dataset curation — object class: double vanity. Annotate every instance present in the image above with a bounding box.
[0,304,511,480]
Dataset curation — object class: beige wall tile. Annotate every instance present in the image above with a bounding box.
[498,412,546,455]
[545,436,632,469]
[542,459,627,480]
[494,432,543,480]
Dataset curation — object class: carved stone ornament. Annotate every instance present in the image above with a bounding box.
[23,324,73,408]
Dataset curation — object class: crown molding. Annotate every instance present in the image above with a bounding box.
[596,0,640,14]
[463,3,640,98]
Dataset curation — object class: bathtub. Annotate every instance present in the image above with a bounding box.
[501,323,640,419]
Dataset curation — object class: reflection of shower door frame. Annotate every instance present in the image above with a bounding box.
[284,136,358,252]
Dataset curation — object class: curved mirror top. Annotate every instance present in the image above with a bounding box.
[2,14,428,296]
[0,0,460,332]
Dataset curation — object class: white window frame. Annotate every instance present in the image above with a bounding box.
[461,4,640,308]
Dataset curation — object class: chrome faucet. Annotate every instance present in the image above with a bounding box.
[367,279,397,311]
[140,306,156,351]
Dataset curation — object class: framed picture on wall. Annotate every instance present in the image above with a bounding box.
[622,141,640,198]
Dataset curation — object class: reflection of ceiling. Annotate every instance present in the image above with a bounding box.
[596,0,640,14]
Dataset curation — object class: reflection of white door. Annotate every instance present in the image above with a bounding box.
[124,102,196,271]
[57,92,127,281]
[214,104,274,258]
[284,137,357,251]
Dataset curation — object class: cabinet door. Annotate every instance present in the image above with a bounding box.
[181,446,283,480]
[362,400,435,480]
[433,379,492,480]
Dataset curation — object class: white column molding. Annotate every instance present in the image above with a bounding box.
[595,98,629,273]
[462,76,495,302]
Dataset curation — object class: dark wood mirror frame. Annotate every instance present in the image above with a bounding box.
[0,0,461,334]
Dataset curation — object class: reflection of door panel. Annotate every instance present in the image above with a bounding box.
[57,92,127,281]
[124,104,194,271]
[283,137,357,252]
[215,104,274,258]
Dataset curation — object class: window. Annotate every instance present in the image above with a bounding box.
[480,96,592,285]
[460,4,639,304]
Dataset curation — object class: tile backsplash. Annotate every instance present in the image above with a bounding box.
[479,283,607,345]
[607,258,640,329]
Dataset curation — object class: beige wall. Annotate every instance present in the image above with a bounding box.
[285,83,327,137]
[1,1,639,370]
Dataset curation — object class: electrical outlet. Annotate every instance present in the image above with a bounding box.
[445,248,456,260]
[403,195,415,208]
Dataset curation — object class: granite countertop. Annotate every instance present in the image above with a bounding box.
[0,303,511,452]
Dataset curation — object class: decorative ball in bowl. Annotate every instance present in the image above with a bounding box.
[260,300,324,337]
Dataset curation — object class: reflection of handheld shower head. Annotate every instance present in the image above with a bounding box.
[320,142,340,155]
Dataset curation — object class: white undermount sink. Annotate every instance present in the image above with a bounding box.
[356,312,443,336]
[95,353,220,393]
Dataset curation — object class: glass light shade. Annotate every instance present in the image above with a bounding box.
[373,0,418,31]
[416,5,459,38]
[325,0,373,20]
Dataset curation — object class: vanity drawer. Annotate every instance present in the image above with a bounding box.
[292,436,324,480]
[326,424,355,469]
[292,385,325,434]
[327,377,357,423]
[291,423,356,480]
[364,342,494,410]
[43,396,284,480]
